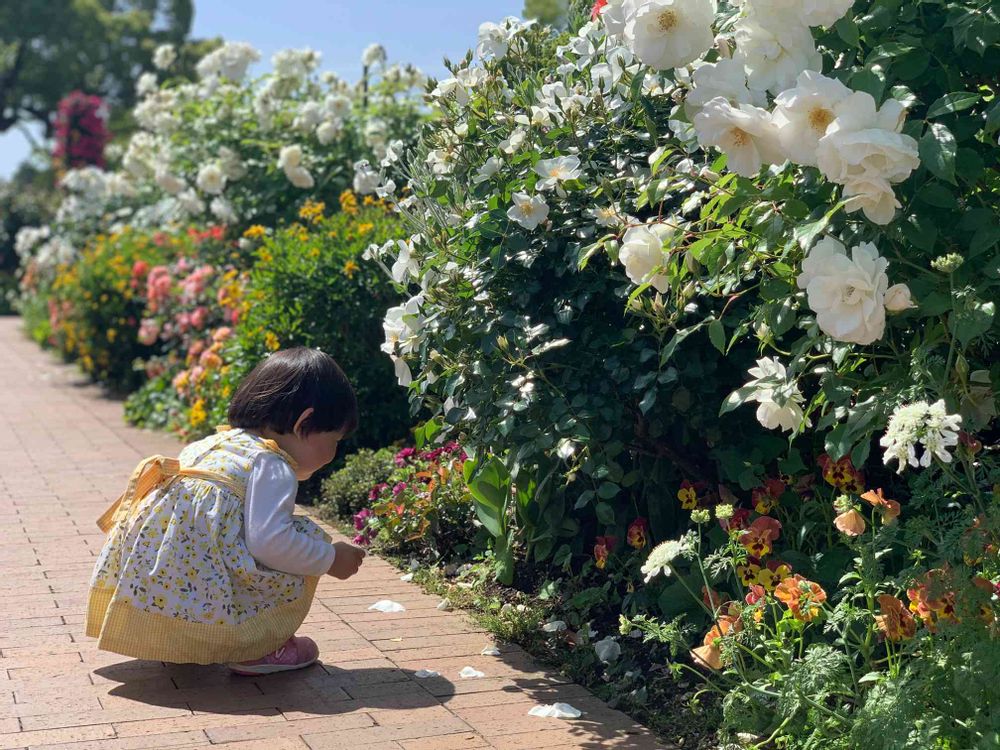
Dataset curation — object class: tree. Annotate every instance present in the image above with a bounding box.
[523,0,569,27]
[0,0,201,139]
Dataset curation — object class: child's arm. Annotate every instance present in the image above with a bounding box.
[243,452,337,576]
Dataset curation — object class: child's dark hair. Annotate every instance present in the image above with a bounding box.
[228,347,358,436]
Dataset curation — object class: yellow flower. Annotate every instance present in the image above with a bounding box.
[340,189,359,215]
[189,398,208,427]
[107,328,118,343]
[363,195,376,206]
[264,331,280,351]
[343,260,360,279]
[299,199,326,223]
[243,225,268,240]
[309,246,321,259]
[258,249,273,264]
[357,222,374,235]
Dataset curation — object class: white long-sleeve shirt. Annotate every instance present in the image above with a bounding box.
[243,452,336,576]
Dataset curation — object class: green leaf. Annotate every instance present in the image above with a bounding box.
[720,385,756,416]
[970,226,1000,259]
[708,318,726,354]
[834,16,860,46]
[595,501,615,525]
[949,299,995,347]
[659,322,707,366]
[919,123,957,184]
[597,481,621,500]
[925,91,980,118]
[466,457,510,538]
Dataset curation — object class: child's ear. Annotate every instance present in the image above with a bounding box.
[293,408,315,438]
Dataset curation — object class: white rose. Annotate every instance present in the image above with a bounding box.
[477,21,509,59]
[210,197,238,224]
[353,160,380,194]
[884,283,916,312]
[507,192,550,230]
[136,72,158,97]
[797,237,889,345]
[735,13,821,95]
[278,145,303,171]
[693,97,784,178]
[391,239,421,283]
[196,163,226,195]
[362,43,387,68]
[474,157,502,184]
[154,167,185,195]
[324,94,352,120]
[285,166,314,189]
[219,147,247,181]
[736,0,854,28]
[534,156,583,191]
[432,77,469,107]
[744,357,809,432]
[683,58,766,120]
[619,221,679,293]
[316,120,341,145]
[177,188,205,214]
[756,399,806,432]
[153,44,177,71]
[624,0,716,71]
[840,174,901,226]
[600,0,632,38]
[772,70,852,166]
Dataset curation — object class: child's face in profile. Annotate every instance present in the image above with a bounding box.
[286,408,346,480]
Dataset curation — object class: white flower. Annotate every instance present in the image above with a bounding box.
[324,94,352,120]
[736,0,854,28]
[14,226,49,258]
[107,173,136,198]
[317,120,341,145]
[196,163,226,195]
[382,295,425,358]
[196,42,260,82]
[500,126,528,155]
[534,156,583,191]
[588,205,623,228]
[594,636,622,664]
[624,0,716,71]
[285,166,314,189]
[278,145,303,171]
[599,0,632,38]
[431,77,469,107]
[425,149,455,176]
[391,239,420,283]
[477,21,510,59]
[683,58,766,119]
[619,222,679,292]
[797,237,888,345]
[362,43,387,68]
[136,72,158,97]
[353,160,380,195]
[210,197,238,224]
[816,91,920,225]
[693,97,784,178]
[154,167,185,195]
[177,188,205,214]
[507,192,550,230]
[880,400,962,473]
[772,71,852,166]
[153,44,177,71]
[293,101,323,131]
[473,157,502,184]
[884,283,916,312]
[219,147,247,181]
[273,48,320,79]
[735,13,821,95]
[744,357,808,432]
[641,538,688,583]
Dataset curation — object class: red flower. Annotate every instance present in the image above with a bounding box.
[752,478,784,515]
[594,535,617,569]
[739,516,782,558]
[591,0,609,20]
[719,507,751,532]
[627,517,649,549]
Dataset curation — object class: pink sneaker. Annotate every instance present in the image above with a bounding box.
[228,636,319,675]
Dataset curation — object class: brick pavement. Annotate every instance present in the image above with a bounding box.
[0,317,669,750]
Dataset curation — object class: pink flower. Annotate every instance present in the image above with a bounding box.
[190,306,209,330]
[392,482,408,496]
[212,326,233,342]
[394,447,416,466]
[137,318,161,346]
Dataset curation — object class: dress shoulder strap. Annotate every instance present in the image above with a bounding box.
[213,424,299,473]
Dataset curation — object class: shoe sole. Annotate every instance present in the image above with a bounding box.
[227,657,318,676]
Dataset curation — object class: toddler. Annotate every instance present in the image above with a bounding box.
[86,347,366,674]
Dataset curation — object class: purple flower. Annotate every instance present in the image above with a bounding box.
[392,482,408,496]
[353,508,373,531]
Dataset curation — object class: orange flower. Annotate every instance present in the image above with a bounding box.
[627,517,649,549]
[690,614,742,671]
[907,569,958,631]
[677,481,698,510]
[739,517,782,558]
[834,508,866,537]
[752,478,784,515]
[875,594,916,641]
[594,536,616,570]
[744,584,766,623]
[861,488,901,524]
[774,575,827,622]
[702,586,727,612]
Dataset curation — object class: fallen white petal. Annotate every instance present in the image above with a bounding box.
[459,666,485,679]
[368,600,406,613]
[400,573,414,582]
[542,620,567,633]
[480,646,501,656]
[528,702,583,719]
[414,669,440,679]
[437,599,452,611]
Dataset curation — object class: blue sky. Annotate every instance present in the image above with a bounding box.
[0,0,524,178]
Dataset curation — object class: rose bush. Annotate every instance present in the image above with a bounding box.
[357,0,998,745]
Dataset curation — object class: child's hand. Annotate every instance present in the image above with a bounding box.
[328,541,366,580]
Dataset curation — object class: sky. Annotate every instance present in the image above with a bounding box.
[0,0,524,178]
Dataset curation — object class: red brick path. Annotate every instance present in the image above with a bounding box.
[0,318,668,750]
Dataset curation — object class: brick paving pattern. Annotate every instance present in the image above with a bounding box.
[0,318,668,750]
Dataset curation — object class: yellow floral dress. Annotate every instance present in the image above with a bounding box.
[86,428,329,664]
